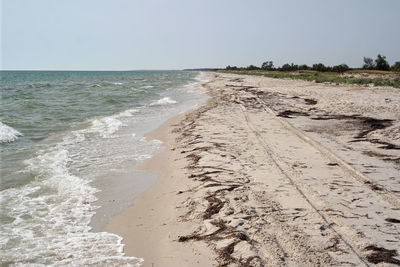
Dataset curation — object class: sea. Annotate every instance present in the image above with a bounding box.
[0,70,206,266]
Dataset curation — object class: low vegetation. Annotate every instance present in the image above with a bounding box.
[223,54,400,88]
[221,70,400,88]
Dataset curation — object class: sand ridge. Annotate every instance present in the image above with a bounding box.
[105,72,400,266]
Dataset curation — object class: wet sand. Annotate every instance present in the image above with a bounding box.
[104,72,400,266]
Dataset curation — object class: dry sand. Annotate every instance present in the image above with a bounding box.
[104,72,400,266]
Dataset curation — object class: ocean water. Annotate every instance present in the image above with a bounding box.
[0,71,206,266]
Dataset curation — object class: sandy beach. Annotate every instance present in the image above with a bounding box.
[104,72,400,266]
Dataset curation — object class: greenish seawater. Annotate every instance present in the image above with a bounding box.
[0,70,206,265]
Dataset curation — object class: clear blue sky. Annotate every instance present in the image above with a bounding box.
[1,0,399,70]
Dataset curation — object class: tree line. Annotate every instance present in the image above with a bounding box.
[226,54,400,73]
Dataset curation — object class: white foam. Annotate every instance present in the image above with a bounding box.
[0,145,143,266]
[195,72,210,83]
[179,73,208,92]
[182,81,199,90]
[141,85,154,89]
[117,108,139,118]
[63,131,86,144]
[113,82,123,85]
[85,116,125,138]
[149,97,177,106]
[81,108,141,137]
[0,121,23,143]
[68,108,140,140]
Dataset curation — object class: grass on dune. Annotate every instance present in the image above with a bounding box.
[220,70,400,88]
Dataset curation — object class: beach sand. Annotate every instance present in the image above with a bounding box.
[104,72,400,266]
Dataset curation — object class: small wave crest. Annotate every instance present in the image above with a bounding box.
[178,73,208,92]
[77,108,138,139]
[89,82,125,87]
[117,108,139,118]
[195,72,210,83]
[27,83,52,88]
[87,117,125,138]
[0,122,23,143]
[149,97,177,106]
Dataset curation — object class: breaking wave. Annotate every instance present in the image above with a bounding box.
[149,97,177,106]
[0,122,23,143]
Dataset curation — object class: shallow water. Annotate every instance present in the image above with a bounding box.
[0,70,206,266]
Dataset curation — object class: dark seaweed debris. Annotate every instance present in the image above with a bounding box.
[304,98,318,105]
[277,110,310,118]
[385,218,400,224]
[355,118,393,139]
[364,245,400,265]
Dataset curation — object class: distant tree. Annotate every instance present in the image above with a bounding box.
[332,64,350,73]
[246,65,259,70]
[312,63,328,72]
[261,61,274,70]
[226,65,238,70]
[298,64,310,70]
[375,54,390,71]
[281,64,291,71]
[391,61,400,72]
[281,63,298,71]
[363,57,375,70]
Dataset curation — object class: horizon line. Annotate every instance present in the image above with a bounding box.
[0,69,181,72]
[0,68,222,72]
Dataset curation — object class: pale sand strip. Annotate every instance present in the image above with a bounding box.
[104,72,400,266]
[103,111,217,266]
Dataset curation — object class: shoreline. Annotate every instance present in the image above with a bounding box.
[104,72,400,266]
[88,72,207,232]
[103,81,216,266]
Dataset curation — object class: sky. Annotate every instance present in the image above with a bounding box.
[1,0,400,70]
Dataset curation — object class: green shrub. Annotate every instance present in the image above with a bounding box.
[312,63,328,72]
[375,54,390,71]
[261,61,274,70]
[391,61,400,72]
[332,64,349,72]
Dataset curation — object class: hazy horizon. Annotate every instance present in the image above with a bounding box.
[2,0,400,71]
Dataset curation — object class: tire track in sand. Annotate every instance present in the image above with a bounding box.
[239,104,369,266]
